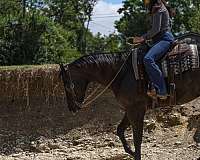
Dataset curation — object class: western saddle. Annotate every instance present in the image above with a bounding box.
[132,40,199,107]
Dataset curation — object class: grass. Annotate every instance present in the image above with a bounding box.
[0,64,59,71]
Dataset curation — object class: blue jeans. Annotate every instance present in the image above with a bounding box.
[143,32,174,95]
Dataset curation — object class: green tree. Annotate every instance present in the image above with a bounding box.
[37,21,80,64]
[168,0,199,33]
[86,32,122,53]
[0,0,21,17]
[0,0,79,65]
[0,0,126,65]
[189,9,200,33]
[86,32,107,53]
[105,33,122,52]
[115,0,148,37]
[115,0,200,37]
[43,0,98,54]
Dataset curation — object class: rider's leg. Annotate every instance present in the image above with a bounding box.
[143,40,171,98]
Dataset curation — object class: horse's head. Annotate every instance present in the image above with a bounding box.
[59,64,89,113]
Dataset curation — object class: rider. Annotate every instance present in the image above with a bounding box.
[134,0,174,99]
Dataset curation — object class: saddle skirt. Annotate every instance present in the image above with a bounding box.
[132,42,199,80]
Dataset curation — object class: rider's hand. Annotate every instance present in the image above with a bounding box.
[133,36,145,44]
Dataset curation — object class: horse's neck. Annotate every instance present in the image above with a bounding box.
[70,61,123,86]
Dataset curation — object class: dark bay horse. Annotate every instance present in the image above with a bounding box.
[60,33,200,160]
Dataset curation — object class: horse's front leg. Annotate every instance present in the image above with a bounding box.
[127,105,146,160]
[117,113,134,156]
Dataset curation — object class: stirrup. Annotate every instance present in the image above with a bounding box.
[157,94,168,100]
[147,89,157,99]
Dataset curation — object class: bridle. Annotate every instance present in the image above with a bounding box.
[60,64,82,109]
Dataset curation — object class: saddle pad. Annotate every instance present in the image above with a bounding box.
[162,44,199,77]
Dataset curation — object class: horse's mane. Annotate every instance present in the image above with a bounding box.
[70,51,130,68]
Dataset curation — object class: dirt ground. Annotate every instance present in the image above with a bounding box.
[0,92,199,160]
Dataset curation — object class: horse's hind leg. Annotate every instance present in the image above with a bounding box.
[117,113,134,156]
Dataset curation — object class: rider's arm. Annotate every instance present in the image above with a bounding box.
[142,11,162,40]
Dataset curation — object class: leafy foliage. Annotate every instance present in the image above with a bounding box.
[115,0,200,37]
[0,0,199,66]
[189,9,200,33]
[86,32,122,53]
[168,0,200,33]
[0,0,98,65]
[115,0,148,37]
[35,18,80,64]
[0,13,78,65]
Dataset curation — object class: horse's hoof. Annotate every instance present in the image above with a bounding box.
[124,147,135,156]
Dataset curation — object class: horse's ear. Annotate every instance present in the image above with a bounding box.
[59,64,64,71]
[59,64,64,79]
[59,64,68,81]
